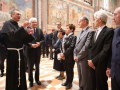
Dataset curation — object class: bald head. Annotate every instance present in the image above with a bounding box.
[115,7,120,13]
[113,7,120,25]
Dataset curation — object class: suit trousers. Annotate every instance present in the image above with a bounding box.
[89,67,108,90]
[43,45,49,57]
[28,53,40,82]
[111,77,120,90]
[77,59,90,90]
[0,52,6,72]
[50,45,53,59]
[63,62,75,84]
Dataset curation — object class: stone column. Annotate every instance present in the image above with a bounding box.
[94,0,99,12]
[41,0,47,31]
[37,0,42,28]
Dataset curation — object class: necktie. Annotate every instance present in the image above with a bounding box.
[34,29,36,40]
[94,29,99,42]
[55,39,59,46]
[81,30,84,34]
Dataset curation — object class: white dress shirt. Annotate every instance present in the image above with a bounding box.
[95,25,106,41]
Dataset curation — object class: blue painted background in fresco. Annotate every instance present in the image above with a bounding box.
[14,0,31,11]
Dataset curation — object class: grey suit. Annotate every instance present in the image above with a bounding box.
[74,26,94,90]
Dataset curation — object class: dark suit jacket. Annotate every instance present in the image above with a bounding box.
[0,30,6,52]
[25,28,44,56]
[61,34,77,63]
[88,26,114,71]
[49,33,53,45]
[52,28,62,44]
[44,33,49,46]
[111,27,120,82]
[54,38,62,53]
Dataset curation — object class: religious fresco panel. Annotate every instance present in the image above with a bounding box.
[0,0,32,24]
[83,8,93,26]
[69,4,82,27]
[48,0,67,26]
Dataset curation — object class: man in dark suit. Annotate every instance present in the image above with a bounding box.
[42,30,49,58]
[52,21,62,45]
[24,17,44,87]
[88,10,114,90]
[49,28,56,60]
[0,29,6,77]
[106,7,120,90]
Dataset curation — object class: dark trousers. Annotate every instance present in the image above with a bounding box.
[111,77,120,90]
[63,62,75,84]
[50,45,53,59]
[28,54,40,82]
[89,67,108,90]
[43,45,49,57]
[0,52,6,73]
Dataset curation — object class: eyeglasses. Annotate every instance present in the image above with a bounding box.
[31,22,37,23]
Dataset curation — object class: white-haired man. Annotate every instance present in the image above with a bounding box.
[88,10,114,90]
[106,7,120,90]
[24,17,44,87]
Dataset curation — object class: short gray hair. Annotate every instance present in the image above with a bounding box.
[10,9,19,17]
[94,10,108,24]
[29,17,37,23]
[79,16,89,24]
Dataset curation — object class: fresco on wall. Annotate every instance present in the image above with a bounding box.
[0,0,32,23]
[83,8,93,26]
[69,4,82,27]
[107,17,112,27]
[48,0,67,26]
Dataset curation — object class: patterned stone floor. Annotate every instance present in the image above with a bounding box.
[0,57,111,90]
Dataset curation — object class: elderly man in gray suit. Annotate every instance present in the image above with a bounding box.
[74,16,94,90]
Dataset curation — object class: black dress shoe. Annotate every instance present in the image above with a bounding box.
[61,82,68,86]
[66,83,72,89]
[50,58,53,60]
[36,81,41,85]
[0,73,3,77]
[29,82,33,87]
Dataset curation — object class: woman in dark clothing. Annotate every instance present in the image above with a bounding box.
[60,24,77,89]
[52,29,65,80]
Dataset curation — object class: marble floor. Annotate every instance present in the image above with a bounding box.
[0,57,111,90]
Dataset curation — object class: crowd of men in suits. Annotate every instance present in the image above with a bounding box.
[0,7,120,90]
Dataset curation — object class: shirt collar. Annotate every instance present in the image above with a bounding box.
[97,25,106,31]
[83,26,89,31]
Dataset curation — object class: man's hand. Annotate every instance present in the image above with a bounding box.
[52,49,55,52]
[74,56,78,62]
[23,21,30,29]
[60,53,65,60]
[106,68,111,78]
[88,60,95,70]
[27,29,34,34]
[31,44,38,48]
[36,42,40,46]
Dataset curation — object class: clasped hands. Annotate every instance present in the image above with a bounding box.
[31,42,40,48]
[60,53,65,60]
[88,60,95,70]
